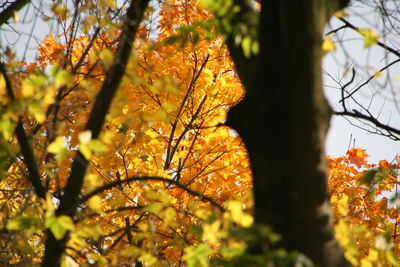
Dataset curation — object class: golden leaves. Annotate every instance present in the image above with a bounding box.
[328,149,400,266]
[2,0,251,265]
[225,200,253,228]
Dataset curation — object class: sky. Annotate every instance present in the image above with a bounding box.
[1,1,399,163]
[323,3,400,163]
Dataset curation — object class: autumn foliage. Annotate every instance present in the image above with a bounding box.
[0,0,399,266]
[1,1,253,266]
[328,148,400,266]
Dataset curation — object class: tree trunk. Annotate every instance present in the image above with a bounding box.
[227,0,349,265]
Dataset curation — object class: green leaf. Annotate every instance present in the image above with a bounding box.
[47,136,68,161]
[45,215,75,240]
[360,169,378,186]
[241,36,252,58]
[144,202,164,214]
[0,115,16,140]
[183,244,210,267]
[165,35,180,45]
[251,40,259,55]
[51,65,71,88]
[87,139,108,153]
[7,215,42,231]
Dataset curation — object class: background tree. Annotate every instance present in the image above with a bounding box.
[0,0,255,266]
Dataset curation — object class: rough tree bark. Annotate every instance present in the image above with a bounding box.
[226,0,350,266]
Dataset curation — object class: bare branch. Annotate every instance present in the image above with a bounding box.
[334,110,400,140]
[0,0,31,26]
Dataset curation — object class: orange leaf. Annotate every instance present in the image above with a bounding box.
[347,148,368,168]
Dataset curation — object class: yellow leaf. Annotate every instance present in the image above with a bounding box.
[358,29,379,48]
[143,190,158,200]
[88,195,103,214]
[138,253,158,266]
[120,246,141,257]
[161,102,177,112]
[162,207,177,226]
[195,209,208,220]
[47,136,68,161]
[104,0,117,9]
[360,258,373,267]
[140,112,156,123]
[79,143,92,159]
[373,71,382,78]
[78,138,107,159]
[202,220,221,245]
[386,250,400,266]
[47,136,66,153]
[99,48,114,68]
[322,37,336,55]
[366,248,378,262]
[22,79,35,97]
[239,214,254,228]
[75,222,103,240]
[28,102,46,123]
[87,139,108,153]
[51,3,68,19]
[86,174,102,192]
[225,200,253,228]
[0,74,5,92]
[6,215,41,231]
[101,130,114,144]
[78,130,92,144]
[333,10,349,18]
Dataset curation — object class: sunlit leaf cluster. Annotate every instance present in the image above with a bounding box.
[328,148,400,266]
[0,0,254,265]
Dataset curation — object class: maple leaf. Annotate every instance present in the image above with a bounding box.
[346,148,368,168]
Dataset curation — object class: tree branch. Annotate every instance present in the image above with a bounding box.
[41,1,150,266]
[0,62,46,199]
[78,176,225,212]
[57,0,150,216]
[0,0,31,26]
[333,110,400,140]
[338,17,400,58]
